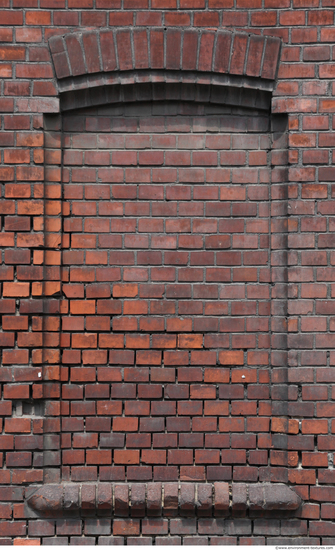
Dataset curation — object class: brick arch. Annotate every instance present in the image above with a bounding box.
[49,28,281,95]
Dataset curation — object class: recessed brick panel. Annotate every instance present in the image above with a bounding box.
[59,102,272,483]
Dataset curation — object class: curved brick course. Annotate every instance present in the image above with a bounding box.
[48,28,281,83]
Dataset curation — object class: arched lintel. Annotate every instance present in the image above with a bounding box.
[48,27,282,114]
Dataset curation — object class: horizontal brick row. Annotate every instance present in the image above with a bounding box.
[4,518,321,543]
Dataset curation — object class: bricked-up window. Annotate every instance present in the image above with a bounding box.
[52,99,274,484]
[38,29,287,511]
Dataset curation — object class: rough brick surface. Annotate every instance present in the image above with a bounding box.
[0,0,334,543]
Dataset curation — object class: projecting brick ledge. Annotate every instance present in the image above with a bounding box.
[48,28,281,84]
[26,483,301,517]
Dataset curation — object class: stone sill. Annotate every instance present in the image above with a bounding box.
[26,483,301,518]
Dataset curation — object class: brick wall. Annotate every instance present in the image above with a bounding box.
[0,0,335,545]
